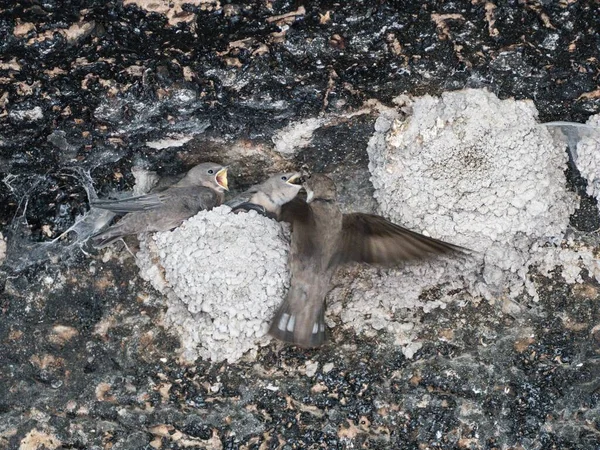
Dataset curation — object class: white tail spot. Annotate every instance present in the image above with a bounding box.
[278,313,290,331]
[286,315,296,332]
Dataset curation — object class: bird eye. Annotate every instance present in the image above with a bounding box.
[281,176,287,181]
[208,169,214,174]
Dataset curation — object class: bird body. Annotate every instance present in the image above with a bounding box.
[91,162,228,248]
[269,174,467,348]
[226,172,302,219]
[271,191,342,346]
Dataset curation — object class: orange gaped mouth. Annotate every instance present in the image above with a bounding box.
[216,167,229,190]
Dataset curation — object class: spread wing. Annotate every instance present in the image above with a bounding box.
[339,213,468,265]
[279,197,320,256]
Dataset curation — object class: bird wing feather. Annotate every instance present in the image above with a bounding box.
[279,197,319,255]
[92,186,217,213]
[91,191,172,212]
[224,187,258,209]
[339,213,468,265]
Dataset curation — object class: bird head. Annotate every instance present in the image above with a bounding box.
[262,172,303,205]
[303,174,337,203]
[214,166,229,191]
[182,162,229,191]
[280,172,303,187]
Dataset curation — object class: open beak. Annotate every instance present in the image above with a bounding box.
[215,167,229,191]
[286,173,302,185]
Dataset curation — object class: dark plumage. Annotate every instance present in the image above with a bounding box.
[226,172,303,219]
[91,162,228,248]
[269,174,468,348]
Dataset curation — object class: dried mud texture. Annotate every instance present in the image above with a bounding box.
[1,0,600,449]
[367,89,581,302]
[137,206,291,363]
[370,90,577,245]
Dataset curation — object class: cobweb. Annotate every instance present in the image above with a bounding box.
[2,167,115,273]
[541,121,600,160]
[542,120,600,205]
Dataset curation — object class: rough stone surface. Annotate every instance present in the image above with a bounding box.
[2,1,600,448]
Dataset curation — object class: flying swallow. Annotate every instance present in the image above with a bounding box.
[269,174,468,348]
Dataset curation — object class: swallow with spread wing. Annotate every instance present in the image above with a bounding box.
[269,174,469,348]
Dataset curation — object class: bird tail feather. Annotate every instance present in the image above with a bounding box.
[268,289,326,348]
[90,228,123,249]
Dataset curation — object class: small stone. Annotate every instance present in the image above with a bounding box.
[9,106,43,123]
[19,429,61,450]
[48,325,79,346]
[65,400,77,413]
[304,360,319,377]
[514,336,535,353]
[95,382,115,402]
[402,342,422,359]
[0,232,6,265]
[374,115,392,133]
[322,362,335,373]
